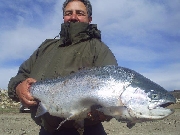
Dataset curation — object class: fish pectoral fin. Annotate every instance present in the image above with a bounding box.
[98,106,136,128]
[35,102,47,117]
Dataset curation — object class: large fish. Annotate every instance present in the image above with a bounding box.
[29,65,176,129]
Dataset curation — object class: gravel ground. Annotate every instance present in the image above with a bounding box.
[0,104,180,135]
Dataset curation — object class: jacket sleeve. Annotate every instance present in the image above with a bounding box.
[92,39,118,67]
[8,49,39,101]
[8,39,59,101]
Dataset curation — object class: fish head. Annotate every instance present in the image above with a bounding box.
[120,71,176,122]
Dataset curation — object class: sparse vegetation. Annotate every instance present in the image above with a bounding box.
[0,89,20,113]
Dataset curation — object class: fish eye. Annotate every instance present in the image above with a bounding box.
[152,94,159,99]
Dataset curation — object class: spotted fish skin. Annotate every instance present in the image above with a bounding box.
[29,65,176,128]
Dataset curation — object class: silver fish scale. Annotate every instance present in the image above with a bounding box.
[29,65,176,129]
[30,65,134,117]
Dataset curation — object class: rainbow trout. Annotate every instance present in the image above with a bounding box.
[29,65,175,129]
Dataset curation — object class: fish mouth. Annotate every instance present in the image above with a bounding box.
[150,100,175,110]
[149,95,176,110]
[159,102,174,108]
[155,102,175,112]
[148,101,175,119]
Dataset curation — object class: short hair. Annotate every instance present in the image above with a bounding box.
[62,0,92,17]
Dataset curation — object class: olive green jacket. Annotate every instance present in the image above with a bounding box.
[8,22,118,132]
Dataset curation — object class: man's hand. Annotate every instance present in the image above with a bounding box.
[16,78,37,107]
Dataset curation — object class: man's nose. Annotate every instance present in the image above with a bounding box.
[70,13,79,22]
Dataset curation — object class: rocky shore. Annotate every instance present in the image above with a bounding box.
[0,89,20,111]
[0,89,180,135]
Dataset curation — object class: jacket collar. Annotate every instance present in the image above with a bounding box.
[58,22,101,47]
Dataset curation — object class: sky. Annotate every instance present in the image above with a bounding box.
[0,0,180,91]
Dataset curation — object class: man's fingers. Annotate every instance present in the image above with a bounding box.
[20,96,37,107]
[16,85,34,101]
[18,91,37,107]
[16,78,37,107]
[24,90,35,101]
[27,78,37,85]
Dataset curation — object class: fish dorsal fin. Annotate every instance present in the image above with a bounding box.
[35,102,48,117]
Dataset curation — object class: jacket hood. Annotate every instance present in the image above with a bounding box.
[59,22,101,46]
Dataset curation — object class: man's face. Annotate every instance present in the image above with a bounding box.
[63,1,92,23]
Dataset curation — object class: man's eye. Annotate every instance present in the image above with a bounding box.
[64,12,72,16]
[77,11,86,16]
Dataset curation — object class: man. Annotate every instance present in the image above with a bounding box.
[8,0,118,134]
